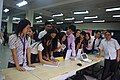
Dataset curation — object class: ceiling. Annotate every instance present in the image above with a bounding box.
[2,0,120,24]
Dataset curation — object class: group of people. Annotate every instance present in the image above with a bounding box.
[8,19,120,80]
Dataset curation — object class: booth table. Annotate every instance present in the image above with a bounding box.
[2,55,104,80]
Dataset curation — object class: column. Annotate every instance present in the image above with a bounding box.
[26,10,34,27]
[0,0,3,32]
[7,16,13,34]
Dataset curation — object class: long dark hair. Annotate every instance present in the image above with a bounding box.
[58,32,66,44]
[15,19,31,36]
[41,29,57,56]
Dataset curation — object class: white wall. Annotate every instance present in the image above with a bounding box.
[75,22,120,30]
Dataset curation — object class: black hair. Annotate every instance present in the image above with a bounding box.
[47,28,58,34]
[95,30,101,34]
[45,21,52,26]
[86,32,91,40]
[105,30,111,35]
[58,32,66,44]
[68,25,76,32]
[41,33,53,58]
[15,19,31,36]
[74,29,81,37]
[80,31,86,37]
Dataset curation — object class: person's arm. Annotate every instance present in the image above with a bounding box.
[9,35,25,71]
[70,35,76,57]
[26,48,35,67]
[11,48,25,71]
[117,49,120,62]
[114,40,120,62]
[38,51,57,65]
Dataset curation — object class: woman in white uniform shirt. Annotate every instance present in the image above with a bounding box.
[31,29,58,65]
[8,19,34,71]
[53,32,66,58]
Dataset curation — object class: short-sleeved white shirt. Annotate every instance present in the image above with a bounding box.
[99,38,120,60]
[31,42,44,54]
[38,30,47,39]
[8,34,30,64]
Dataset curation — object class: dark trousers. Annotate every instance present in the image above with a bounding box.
[31,54,39,63]
[101,59,118,80]
[8,62,23,68]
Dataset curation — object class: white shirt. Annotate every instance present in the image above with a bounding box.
[86,39,94,50]
[8,34,30,64]
[99,38,120,60]
[38,30,47,39]
[31,42,44,54]
[94,38,102,50]
[57,42,66,52]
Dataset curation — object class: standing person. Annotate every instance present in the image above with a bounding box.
[27,27,36,45]
[74,29,81,50]
[66,25,76,58]
[38,21,53,40]
[3,27,8,46]
[8,19,34,71]
[83,32,93,54]
[0,31,4,44]
[98,30,120,80]
[92,30,103,54]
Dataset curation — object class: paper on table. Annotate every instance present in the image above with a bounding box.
[43,64,59,67]
[23,66,35,71]
[43,62,60,67]
[76,49,82,59]
[65,50,72,60]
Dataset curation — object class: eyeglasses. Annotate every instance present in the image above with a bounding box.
[105,34,111,36]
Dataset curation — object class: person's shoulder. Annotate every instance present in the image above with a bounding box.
[39,30,46,33]
[111,38,118,43]
[101,39,106,42]
[9,34,17,39]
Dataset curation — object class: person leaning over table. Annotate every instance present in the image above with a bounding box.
[31,29,58,65]
[98,30,120,80]
[8,19,34,71]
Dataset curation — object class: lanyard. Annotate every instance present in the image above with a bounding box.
[19,37,26,55]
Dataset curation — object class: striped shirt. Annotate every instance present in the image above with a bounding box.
[8,34,30,64]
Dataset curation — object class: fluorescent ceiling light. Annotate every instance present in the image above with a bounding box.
[93,20,105,22]
[37,20,42,23]
[13,17,21,21]
[113,15,120,17]
[48,19,54,22]
[74,10,89,15]
[16,0,28,7]
[52,13,63,17]
[56,22,63,24]
[4,8,9,13]
[35,16,42,19]
[106,7,120,12]
[65,17,75,20]
[84,16,98,19]
[74,21,83,23]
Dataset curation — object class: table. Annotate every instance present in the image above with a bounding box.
[2,55,104,80]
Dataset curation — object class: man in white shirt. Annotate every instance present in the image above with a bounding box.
[38,21,53,39]
[99,30,120,80]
